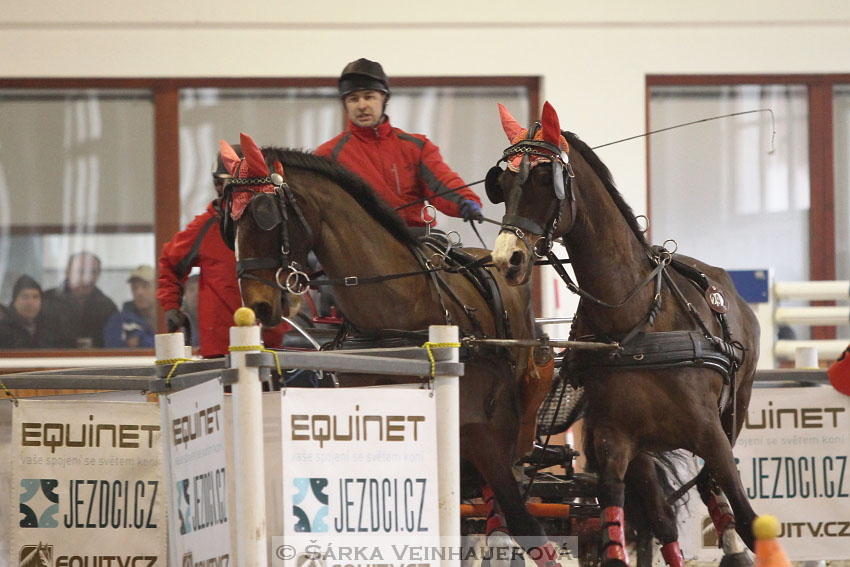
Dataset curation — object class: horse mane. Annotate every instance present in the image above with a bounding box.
[563,132,648,245]
[260,147,419,248]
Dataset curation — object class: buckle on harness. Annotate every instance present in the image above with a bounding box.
[344,276,359,286]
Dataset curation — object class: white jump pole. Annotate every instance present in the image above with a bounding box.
[155,331,186,567]
[429,325,460,567]
[774,280,850,301]
[229,309,267,567]
[774,306,850,326]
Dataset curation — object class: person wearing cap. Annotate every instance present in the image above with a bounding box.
[315,58,484,227]
[103,265,157,348]
[0,274,73,348]
[157,146,290,357]
[42,251,118,348]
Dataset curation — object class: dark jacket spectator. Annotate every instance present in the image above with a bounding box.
[103,265,157,348]
[0,275,74,348]
[43,251,118,348]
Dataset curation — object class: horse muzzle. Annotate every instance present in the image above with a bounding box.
[492,231,535,286]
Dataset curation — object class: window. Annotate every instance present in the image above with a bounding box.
[0,78,537,360]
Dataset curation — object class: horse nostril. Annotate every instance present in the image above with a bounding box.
[253,302,273,324]
[509,251,525,268]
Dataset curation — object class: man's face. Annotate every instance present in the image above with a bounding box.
[343,90,387,128]
[67,254,100,299]
[213,176,230,197]
[130,279,155,312]
[13,288,41,323]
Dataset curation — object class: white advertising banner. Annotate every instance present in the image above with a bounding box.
[689,386,850,561]
[278,388,440,567]
[163,379,231,567]
[9,399,165,566]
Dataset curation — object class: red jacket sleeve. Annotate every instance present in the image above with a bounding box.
[417,137,482,218]
[156,210,212,311]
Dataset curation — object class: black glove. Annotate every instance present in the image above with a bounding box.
[165,308,188,332]
[459,200,484,222]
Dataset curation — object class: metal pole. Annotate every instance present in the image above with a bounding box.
[430,325,460,567]
[154,332,185,567]
[230,312,267,567]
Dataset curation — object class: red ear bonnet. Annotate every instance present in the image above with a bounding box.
[541,101,561,147]
[499,103,526,144]
[225,132,276,220]
[219,140,241,177]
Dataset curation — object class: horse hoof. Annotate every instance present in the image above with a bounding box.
[719,551,753,567]
[482,532,519,567]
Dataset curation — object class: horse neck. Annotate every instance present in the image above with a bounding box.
[291,171,434,329]
[561,158,654,333]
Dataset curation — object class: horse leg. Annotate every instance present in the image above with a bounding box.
[478,451,563,567]
[695,424,757,551]
[594,428,635,567]
[627,454,684,567]
[695,470,753,567]
[481,483,524,567]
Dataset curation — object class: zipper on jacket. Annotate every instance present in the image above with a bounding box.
[391,164,401,195]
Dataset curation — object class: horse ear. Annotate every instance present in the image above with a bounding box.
[219,139,242,177]
[498,103,525,142]
[541,101,561,146]
[239,132,268,175]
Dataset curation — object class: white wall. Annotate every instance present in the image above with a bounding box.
[3,0,849,215]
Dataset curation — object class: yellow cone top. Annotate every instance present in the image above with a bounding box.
[753,514,781,540]
[233,307,256,327]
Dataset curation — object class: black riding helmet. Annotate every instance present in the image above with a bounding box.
[338,58,390,99]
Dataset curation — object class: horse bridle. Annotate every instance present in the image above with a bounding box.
[221,167,314,295]
[486,128,576,257]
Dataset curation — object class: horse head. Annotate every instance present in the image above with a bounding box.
[487,101,575,285]
[219,133,310,327]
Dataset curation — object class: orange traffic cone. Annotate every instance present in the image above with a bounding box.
[827,344,850,396]
[753,515,791,567]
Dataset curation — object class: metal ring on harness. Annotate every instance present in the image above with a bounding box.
[275,266,310,295]
[533,236,553,259]
[421,204,436,236]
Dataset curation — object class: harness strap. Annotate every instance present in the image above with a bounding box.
[546,248,669,310]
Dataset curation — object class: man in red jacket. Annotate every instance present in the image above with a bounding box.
[315,58,483,227]
[157,146,289,358]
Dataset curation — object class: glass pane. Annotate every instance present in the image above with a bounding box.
[390,86,530,246]
[179,87,341,226]
[649,85,810,282]
[0,89,155,350]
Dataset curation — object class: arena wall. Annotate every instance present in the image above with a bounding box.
[2,0,849,215]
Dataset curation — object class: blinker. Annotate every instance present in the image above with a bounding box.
[552,160,565,200]
[485,166,505,204]
[251,193,282,231]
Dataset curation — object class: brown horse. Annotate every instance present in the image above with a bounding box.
[218,133,563,565]
[486,103,761,567]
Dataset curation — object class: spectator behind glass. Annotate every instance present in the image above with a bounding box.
[103,265,157,348]
[0,275,74,348]
[157,146,290,358]
[43,251,118,348]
